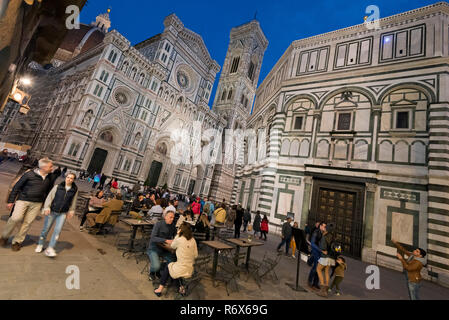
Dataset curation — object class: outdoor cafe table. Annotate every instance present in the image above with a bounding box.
[226,238,264,270]
[121,218,155,257]
[210,224,227,240]
[201,240,234,279]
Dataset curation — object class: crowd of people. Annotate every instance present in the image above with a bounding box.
[0,156,429,300]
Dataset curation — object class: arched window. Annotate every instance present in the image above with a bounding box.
[121,61,129,73]
[230,56,240,73]
[221,90,227,101]
[139,73,145,85]
[176,97,183,111]
[131,67,137,80]
[158,87,163,97]
[227,89,233,100]
[81,110,94,127]
[133,132,142,148]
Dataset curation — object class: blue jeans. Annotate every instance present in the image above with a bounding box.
[407,281,421,300]
[308,255,320,287]
[147,243,176,273]
[38,211,67,249]
[277,236,292,254]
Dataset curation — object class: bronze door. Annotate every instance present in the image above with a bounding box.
[309,180,364,258]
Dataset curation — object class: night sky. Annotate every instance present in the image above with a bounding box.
[79,0,436,108]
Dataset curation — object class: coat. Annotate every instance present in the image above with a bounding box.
[261,219,269,232]
[253,214,261,232]
[168,235,198,279]
[192,202,201,216]
[214,207,226,224]
[226,209,236,228]
[8,168,61,203]
[95,198,123,225]
[45,182,78,214]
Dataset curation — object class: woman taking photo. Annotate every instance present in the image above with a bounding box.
[154,223,198,297]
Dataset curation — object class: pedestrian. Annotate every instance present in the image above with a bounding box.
[329,256,347,296]
[213,204,226,224]
[234,204,244,238]
[277,217,293,255]
[99,173,107,189]
[35,173,78,257]
[0,158,61,251]
[308,222,326,291]
[226,204,236,229]
[191,197,201,220]
[202,197,214,222]
[316,224,331,297]
[393,239,427,300]
[110,178,119,193]
[0,148,8,164]
[290,222,299,258]
[243,208,251,232]
[92,173,100,189]
[260,215,269,241]
[253,210,261,238]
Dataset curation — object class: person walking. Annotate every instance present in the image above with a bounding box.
[253,210,261,238]
[277,217,293,255]
[234,204,244,238]
[392,239,427,300]
[260,215,269,241]
[290,222,299,258]
[316,225,331,297]
[99,173,107,190]
[202,197,214,222]
[191,197,201,221]
[35,173,78,257]
[308,222,326,291]
[329,256,347,296]
[226,204,237,229]
[0,158,61,251]
[243,208,251,232]
[92,173,101,189]
[213,204,226,224]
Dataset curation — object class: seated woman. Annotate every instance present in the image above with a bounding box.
[149,198,164,220]
[129,193,145,219]
[194,213,211,240]
[80,190,105,231]
[154,223,198,297]
[176,205,194,229]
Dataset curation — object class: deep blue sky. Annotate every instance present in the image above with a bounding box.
[80,0,435,108]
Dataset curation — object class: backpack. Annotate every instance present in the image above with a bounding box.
[203,202,211,215]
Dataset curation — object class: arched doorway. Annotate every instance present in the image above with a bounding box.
[87,148,108,175]
[146,160,163,188]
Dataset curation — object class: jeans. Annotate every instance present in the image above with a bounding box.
[38,211,67,249]
[234,223,242,238]
[407,281,421,300]
[147,243,176,273]
[243,220,249,232]
[308,255,320,287]
[277,236,292,254]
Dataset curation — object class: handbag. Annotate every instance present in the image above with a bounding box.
[247,223,253,232]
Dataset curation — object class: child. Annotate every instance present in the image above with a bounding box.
[329,256,347,296]
[290,222,299,258]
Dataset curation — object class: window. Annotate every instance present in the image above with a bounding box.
[396,111,410,129]
[230,56,240,73]
[141,110,148,122]
[248,61,255,80]
[161,53,168,63]
[337,112,352,131]
[165,43,171,52]
[151,80,159,92]
[68,143,75,156]
[108,51,117,63]
[94,84,103,97]
[227,89,233,100]
[99,71,109,82]
[221,90,227,101]
[131,67,137,80]
[123,159,131,172]
[293,116,304,130]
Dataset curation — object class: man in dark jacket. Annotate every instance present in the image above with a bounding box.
[147,210,177,281]
[308,222,327,290]
[277,217,293,255]
[234,204,244,238]
[243,208,251,232]
[0,158,60,251]
[99,173,107,189]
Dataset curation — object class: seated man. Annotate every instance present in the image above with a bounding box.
[144,193,156,209]
[86,193,124,234]
[129,193,145,219]
[147,210,177,281]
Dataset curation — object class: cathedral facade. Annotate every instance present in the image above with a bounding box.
[231,2,449,285]
[30,12,228,197]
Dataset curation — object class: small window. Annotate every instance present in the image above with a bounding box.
[248,61,255,80]
[337,112,351,130]
[230,56,240,74]
[396,111,409,129]
[161,53,167,63]
[165,43,171,52]
[293,116,304,130]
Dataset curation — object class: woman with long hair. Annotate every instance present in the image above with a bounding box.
[154,223,198,297]
[80,190,104,231]
[195,213,211,240]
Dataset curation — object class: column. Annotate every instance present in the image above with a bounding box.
[370,107,381,162]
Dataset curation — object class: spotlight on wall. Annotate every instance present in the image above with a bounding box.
[9,88,30,105]
[20,77,32,86]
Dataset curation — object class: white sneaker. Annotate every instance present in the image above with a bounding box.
[35,244,43,253]
[44,247,57,257]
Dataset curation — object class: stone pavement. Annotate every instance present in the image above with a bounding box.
[0,161,448,300]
